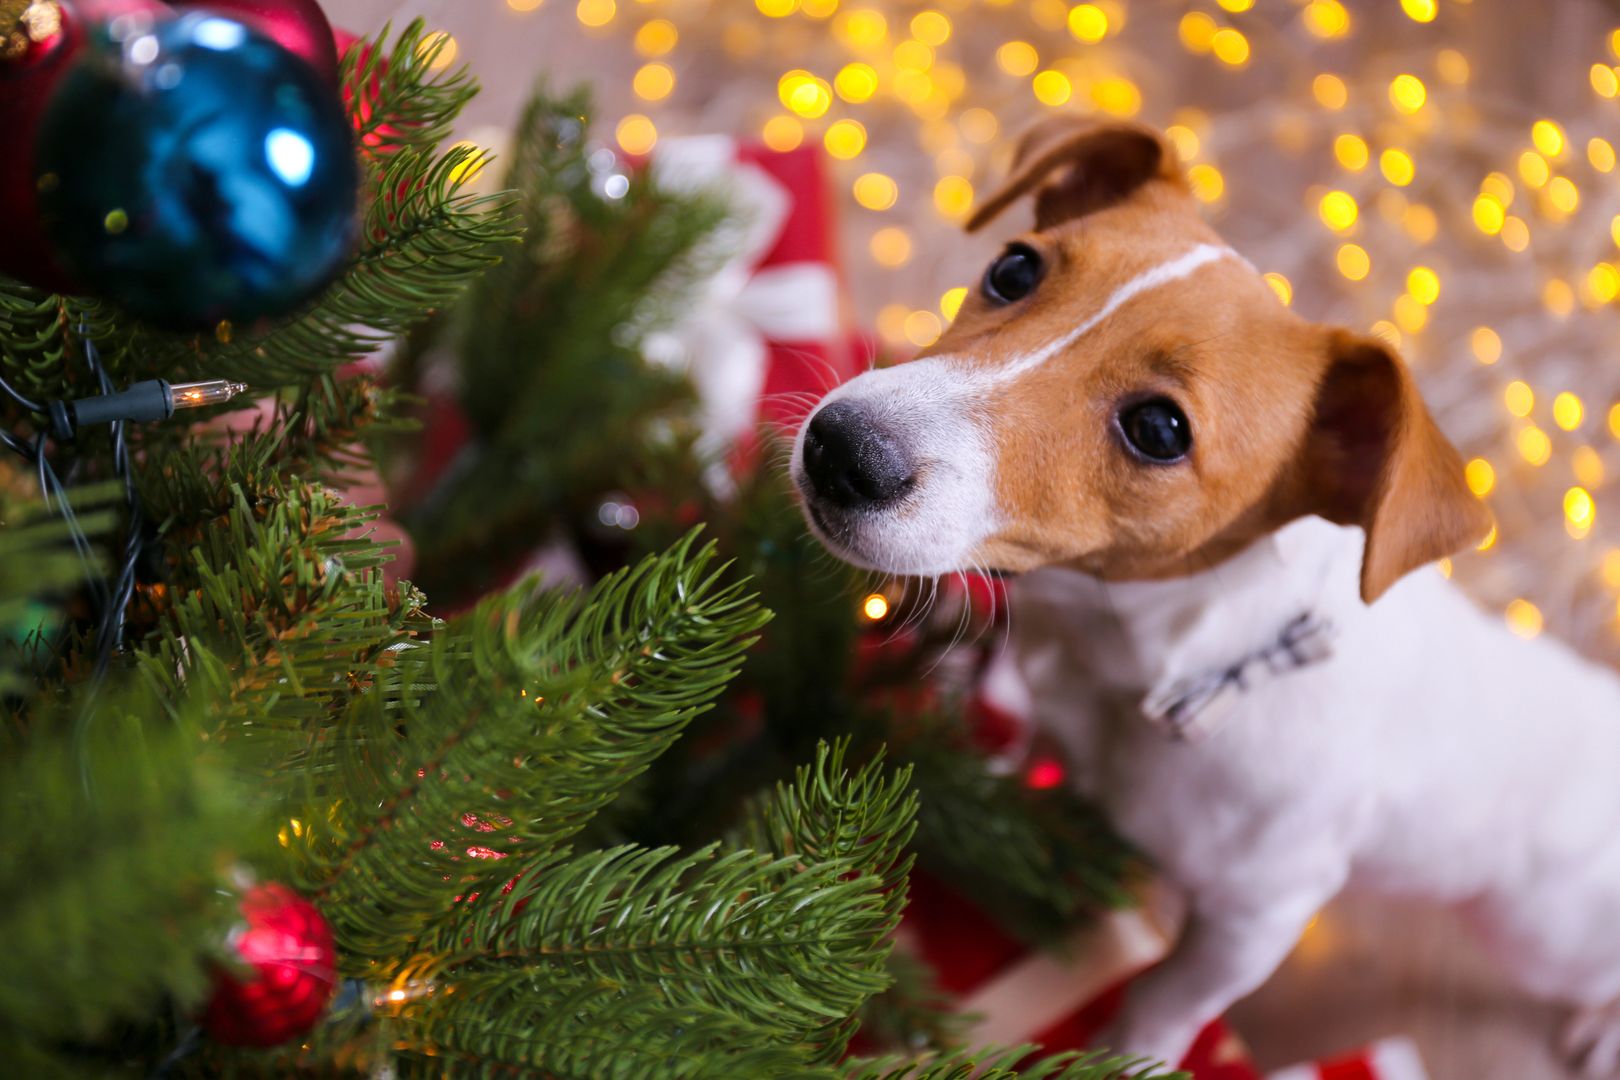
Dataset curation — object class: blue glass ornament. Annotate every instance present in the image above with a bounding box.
[34,10,357,327]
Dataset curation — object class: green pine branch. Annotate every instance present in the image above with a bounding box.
[282,532,769,969]
[342,20,479,162]
[0,686,261,1064]
[846,1048,1184,1080]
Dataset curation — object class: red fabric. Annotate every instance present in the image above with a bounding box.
[1317,1059,1378,1080]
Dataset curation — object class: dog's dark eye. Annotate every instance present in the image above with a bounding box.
[1119,398,1192,462]
[983,243,1043,304]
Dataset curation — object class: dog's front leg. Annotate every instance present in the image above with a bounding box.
[1099,883,1340,1069]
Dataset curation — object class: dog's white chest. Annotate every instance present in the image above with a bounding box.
[1009,517,1620,909]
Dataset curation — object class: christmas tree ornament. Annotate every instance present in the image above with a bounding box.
[163,0,337,83]
[202,882,337,1047]
[1,0,65,64]
[32,8,358,326]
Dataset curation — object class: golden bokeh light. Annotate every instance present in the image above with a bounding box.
[634,18,677,55]
[940,286,968,321]
[1505,380,1535,418]
[1333,133,1369,171]
[1336,242,1371,280]
[1554,391,1585,432]
[632,62,674,101]
[1471,326,1502,364]
[1263,272,1293,306]
[1312,73,1349,109]
[853,172,899,211]
[761,114,803,151]
[1319,190,1359,231]
[615,113,656,154]
[1505,599,1543,639]
[996,40,1038,76]
[1380,148,1415,186]
[1389,73,1427,113]
[1465,458,1496,497]
[1302,0,1350,39]
[824,119,867,160]
[869,226,911,267]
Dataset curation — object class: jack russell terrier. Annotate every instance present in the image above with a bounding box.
[791,117,1620,1075]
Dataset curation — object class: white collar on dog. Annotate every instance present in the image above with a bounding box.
[1139,611,1337,743]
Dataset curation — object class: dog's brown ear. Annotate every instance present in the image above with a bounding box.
[1303,331,1492,603]
[967,117,1184,233]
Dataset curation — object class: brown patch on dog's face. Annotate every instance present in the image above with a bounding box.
[793,117,1488,598]
[931,183,1327,581]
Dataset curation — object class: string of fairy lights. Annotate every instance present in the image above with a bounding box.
[420,0,1620,659]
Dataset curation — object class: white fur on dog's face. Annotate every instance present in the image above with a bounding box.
[790,355,999,576]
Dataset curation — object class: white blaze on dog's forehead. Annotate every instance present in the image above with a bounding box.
[974,243,1248,386]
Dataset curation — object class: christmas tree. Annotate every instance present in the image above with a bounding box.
[0,6,1153,1076]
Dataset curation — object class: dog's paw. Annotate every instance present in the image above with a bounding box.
[1563,1002,1620,1077]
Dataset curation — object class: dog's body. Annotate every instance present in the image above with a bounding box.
[790,116,1620,1072]
[1012,517,1620,1067]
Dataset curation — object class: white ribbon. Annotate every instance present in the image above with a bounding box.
[644,136,842,458]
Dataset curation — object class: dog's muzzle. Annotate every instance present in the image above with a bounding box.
[800,401,916,511]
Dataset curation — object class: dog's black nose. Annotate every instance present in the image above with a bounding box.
[802,402,915,510]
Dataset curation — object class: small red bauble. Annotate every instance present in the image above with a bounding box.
[202,882,338,1048]
[163,0,336,82]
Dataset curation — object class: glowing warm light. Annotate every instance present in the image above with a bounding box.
[1575,446,1606,488]
[1592,138,1617,173]
[445,142,487,186]
[1567,486,1596,528]
[862,593,890,620]
[832,63,877,103]
[757,0,796,14]
[633,62,674,101]
[1069,3,1109,42]
[1547,176,1579,214]
[1518,426,1552,466]
[876,303,909,343]
[1589,263,1620,304]
[1032,69,1072,105]
[1179,12,1217,53]
[1393,294,1427,334]
[417,30,458,70]
[904,310,942,347]
[1263,272,1293,306]
[1312,73,1349,109]
[996,40,1038,76]
[1481,172,1515,204]
[1505,599,1543,639]
[1166,125,1200,161]
[1187,163,1224,203]
[1438,557,1453,579]
[779,71,833,118]
[1216,0,1254,10]
[824,119,867,160]
[1518,150,1550,189]
[801,0,837,18]
[1505,380,1535,418]
[1370,320,1402,350]
[941,286,968,321]
[1389,74,1427,113]
[1302,0,1350,39]
[1336,243,1371,280]
[1610,403,1620,441]
[1380,148,1415,186]
[1593,63,1620,98]
[869,226,911,267]
[911,9,951,44]
[1025,757,1066,789]
[960,108,998,145]
[1334,133,1369,171]
[1404,203,1438,244]
[1465,458,1495,497]
[1471,327,1502,365]
[837,8,887,47]
[1476,523,1498,551]
[892,40,933,72]
[1501,216,1530,253]
[1091,76,1142,116]
[1437,48,1470,84]
[1319,190,1359,231]
[853,172,898,210]
[1472,193,1505,234]
[508,0,544,11]
[761,115,803,151]
[1611,28,1620,59]
[1400,0,1437,22]
[1406,266,1440,305]
[1554,392,1585,431]
[1210,28,1250,67]
[634,18,677,55]
[934,175,973,219]
[575,0,614,27]
[1545,278,1575,316]
[1531,119,1566,158]
[615,114,656,155]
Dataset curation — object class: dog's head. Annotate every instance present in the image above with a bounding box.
[793,117,1491,602]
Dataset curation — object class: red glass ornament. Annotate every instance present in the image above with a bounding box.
[202,882,338,1048]
[163,0,336,82]
[0,0,170,293]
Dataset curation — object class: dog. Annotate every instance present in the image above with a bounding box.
[791,117,1620,1075]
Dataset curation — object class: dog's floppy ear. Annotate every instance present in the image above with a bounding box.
[1303,330,1492,603]
[967,117,1184,233]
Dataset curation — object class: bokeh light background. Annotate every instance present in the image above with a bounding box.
[331,0,1620,664]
